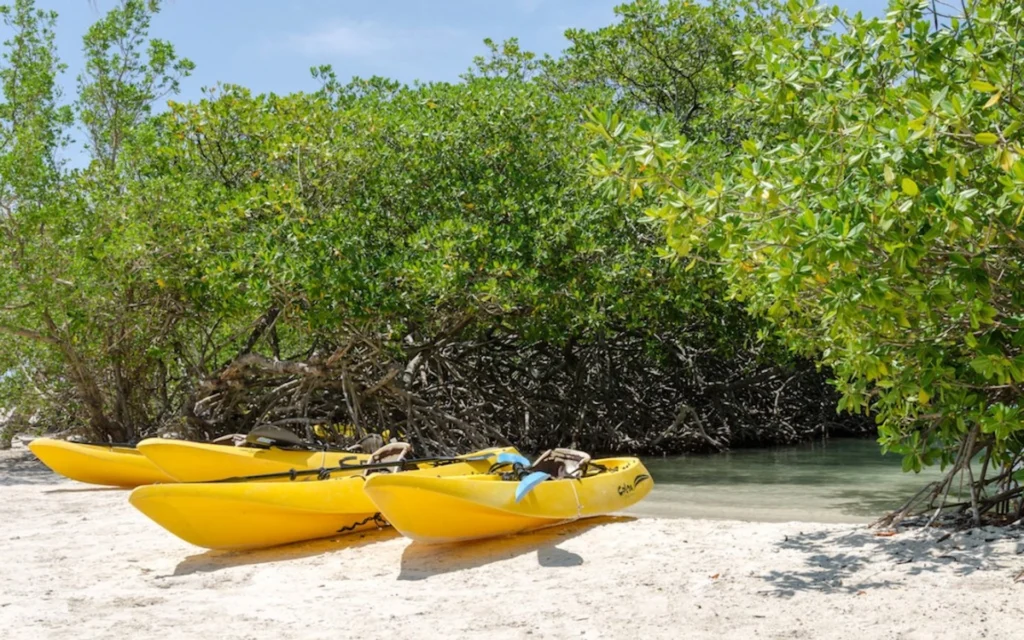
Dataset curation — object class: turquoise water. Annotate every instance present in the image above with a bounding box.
[626,437,948,523]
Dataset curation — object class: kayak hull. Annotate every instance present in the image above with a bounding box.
[136,438,370,482]
[129,475,379,550]
[27,438,176,488]
[128,447,517,550]
[363,457,652,543]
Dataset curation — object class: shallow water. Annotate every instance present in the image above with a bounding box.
[627,437,948,524]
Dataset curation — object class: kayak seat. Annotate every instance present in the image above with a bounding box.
[347,433,385,454]
[211,433,246,446]
[529,448,591,479]
[363,442,413,477]
[245,425,308,449]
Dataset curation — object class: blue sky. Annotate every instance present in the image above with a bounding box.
[50,0,892,97]
[43,0,889,160]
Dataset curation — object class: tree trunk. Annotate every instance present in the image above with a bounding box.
[41,312,125,442]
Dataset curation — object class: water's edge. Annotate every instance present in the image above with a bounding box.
[628,438,942,524]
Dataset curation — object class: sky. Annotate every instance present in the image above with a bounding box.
[41,0,890,161]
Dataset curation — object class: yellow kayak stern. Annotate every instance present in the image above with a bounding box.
[27,438,176,488]
[136,437,370,482]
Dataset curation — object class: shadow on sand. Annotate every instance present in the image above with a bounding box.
[169,527,401,577]
[42,486,126,494]
[760,526,1022,597]
[397,515,635,581]
[0,447,62,486]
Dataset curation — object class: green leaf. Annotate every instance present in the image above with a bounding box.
[901,454,914,473]
[901,178,919,196]
[970,357,993,379]
[969,80,998,93]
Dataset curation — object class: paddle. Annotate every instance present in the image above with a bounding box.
[515,470,552,502]
[487,451,550,502]
[496,452,531,468]
[488,451,555,501]
[207,451,500,484]
[73,440,141,448]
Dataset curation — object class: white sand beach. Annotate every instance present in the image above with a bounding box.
[1,440,1022,640]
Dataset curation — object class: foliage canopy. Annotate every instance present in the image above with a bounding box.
[591,0,1024,519]
[0,0,863,455]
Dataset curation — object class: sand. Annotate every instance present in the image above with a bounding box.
[1,440,1022,640]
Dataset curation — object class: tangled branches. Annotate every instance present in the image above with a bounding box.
[874,430,1024,531]
[178,322,869,456]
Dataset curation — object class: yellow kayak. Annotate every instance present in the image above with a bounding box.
[128,445,517,550]
[363,449,653,543]
[136,437,371,482]
[27,438,176,488]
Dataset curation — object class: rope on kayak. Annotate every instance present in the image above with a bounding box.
[336,513,388,534]
[569,479,582,521]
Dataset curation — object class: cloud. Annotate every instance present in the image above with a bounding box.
[288,21,463,58]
